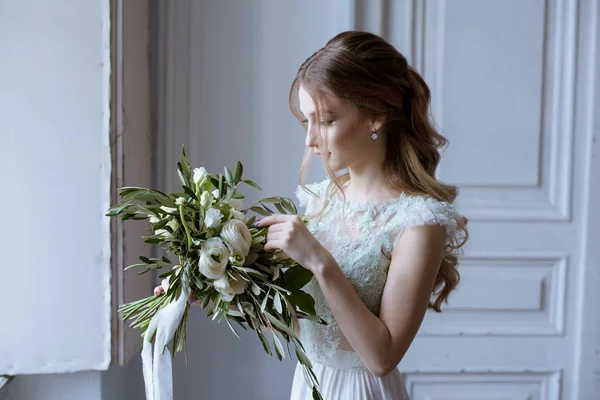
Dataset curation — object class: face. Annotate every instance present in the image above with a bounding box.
[298,86,383,172]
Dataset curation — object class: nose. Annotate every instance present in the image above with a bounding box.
[305,123,320,149]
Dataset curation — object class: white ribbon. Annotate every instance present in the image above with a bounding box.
[142,288,188,400]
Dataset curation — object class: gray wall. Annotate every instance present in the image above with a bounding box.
[158,1,341,399]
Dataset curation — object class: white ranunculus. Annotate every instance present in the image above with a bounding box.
[193,167,208,184]
[175,197,187,206]
[200,191,214,208]
[220,219,252,256]
[230,208,246,222]
[228,250,245,267]
[229,272,248,295]
[228,198,243,210]
[204,208,223,228]
[197,237,229,279]
[213,272,248,302]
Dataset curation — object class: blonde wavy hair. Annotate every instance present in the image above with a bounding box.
[288,31,469,312]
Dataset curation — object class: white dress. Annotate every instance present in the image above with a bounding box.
[290,178,463,400]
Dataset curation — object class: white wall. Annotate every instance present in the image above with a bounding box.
[0,0,145,399]
[158,1,344,399]
[0,0,111,376]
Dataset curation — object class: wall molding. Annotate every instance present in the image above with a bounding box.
[420,253,568,336]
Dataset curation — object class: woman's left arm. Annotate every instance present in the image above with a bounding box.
[314,224,446,377]
[256,214,447,377]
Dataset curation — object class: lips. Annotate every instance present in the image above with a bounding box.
[315,152,331,158]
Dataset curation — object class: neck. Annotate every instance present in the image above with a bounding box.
[342,151,396,202]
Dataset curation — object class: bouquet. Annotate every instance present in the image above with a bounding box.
[106,147,324,400]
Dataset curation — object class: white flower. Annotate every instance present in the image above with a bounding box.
[212,189,220,199]
[160,206,177,214]
[230,208,246,222]
[229,272,248,295]
[161,276,170,292]
[228,250,245,267]
[205,208,223,228]
[193,167,208,184]
[213,272,248,302]
[175,197,187,206]
[220,219,252,256]
[228,199,243,210]
[148,214,160,224]
[200,191,214,208]
[197,237,229,279]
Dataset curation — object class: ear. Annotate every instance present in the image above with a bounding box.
[371,116,386,132]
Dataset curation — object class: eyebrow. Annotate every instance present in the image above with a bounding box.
[300,110,337,117]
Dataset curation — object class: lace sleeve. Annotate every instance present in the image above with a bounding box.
[295,178,329,217]
[389,197,464,251]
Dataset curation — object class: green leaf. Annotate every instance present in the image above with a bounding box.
[264,312,294,336]
[257,330,272,356]
[243,179,262,190]
[232,192,245,199]
[261,203,274,213]
[250,206,271,216]
[273,292,283,314]
[282,266,314,291]
[177,168,187,187]
[282,199,298,215]
[218,175,224,198]
[261,289,270,313]
[272,334,285,361]
[224,166,233,183]
[274,202,287,214]
[139,256,152,264]
[288,291,316,315]
[234,161,243,181]
[182,185,198,201]
[295,346,313,368]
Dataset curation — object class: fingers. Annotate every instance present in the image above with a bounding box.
[154,285,164,296]
[255,213,293,227]
[263,239,283,252]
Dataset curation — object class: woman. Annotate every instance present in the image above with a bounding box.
[157,31,468,400]
[258,31,468,399]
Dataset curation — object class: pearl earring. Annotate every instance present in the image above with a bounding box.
[371,130,378,140]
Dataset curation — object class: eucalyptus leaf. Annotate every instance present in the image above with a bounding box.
[257,330,272,356]
[224,166,233,183]
[250,206,271,217]
[273,292,283,314]
[234,161,243,181]
[272,334,285,361]
[243,179,262,190]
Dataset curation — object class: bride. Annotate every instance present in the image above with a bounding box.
[157,30,468,400]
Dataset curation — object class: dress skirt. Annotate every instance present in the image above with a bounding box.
[290,361,410,400]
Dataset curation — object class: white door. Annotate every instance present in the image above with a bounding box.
[351,0,600,399]
[159,1,600,399]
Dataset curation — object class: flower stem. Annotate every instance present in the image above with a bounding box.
[179,204,193,249]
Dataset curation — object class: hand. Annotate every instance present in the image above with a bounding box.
[153,284,201,305]
[255,214,333,273]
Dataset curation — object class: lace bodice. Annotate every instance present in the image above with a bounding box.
[294,178,463,370]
